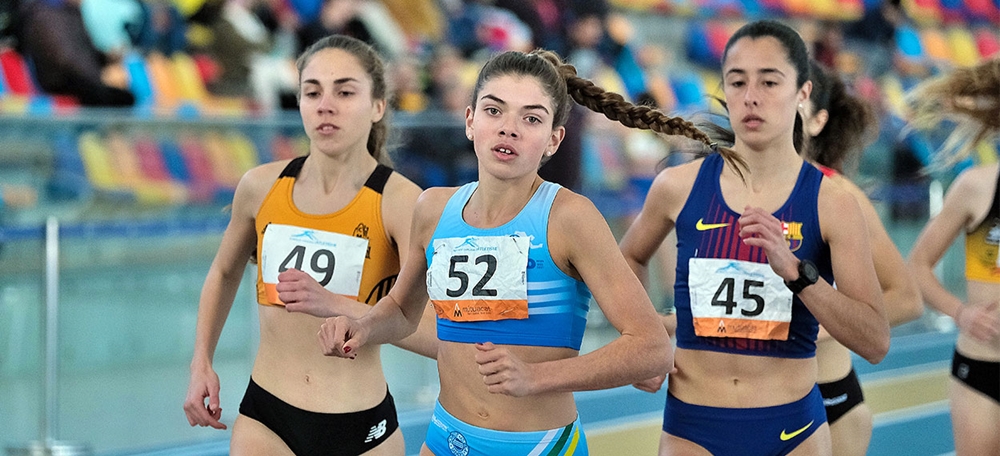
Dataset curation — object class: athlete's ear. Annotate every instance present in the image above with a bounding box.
[545,126,565,157]
[371,98,386,123]
[465,106,475,141]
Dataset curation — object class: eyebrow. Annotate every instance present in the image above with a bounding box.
[724,68,786,78]
[480,94,550,114]
[302,77,362,86]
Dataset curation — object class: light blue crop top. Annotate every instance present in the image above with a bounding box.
[426,181,592,350]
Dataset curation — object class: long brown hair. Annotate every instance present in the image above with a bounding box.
[296,35,392,164]
[470,49,747,176]
[906,58,1000,168]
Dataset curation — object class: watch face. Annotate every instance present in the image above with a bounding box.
[801,260,819,282]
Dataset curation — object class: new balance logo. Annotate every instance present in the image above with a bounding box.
[364,419,387,443]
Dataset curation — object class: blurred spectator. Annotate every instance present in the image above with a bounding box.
[18,0,136,106]
[811,21,844,70]
[296,0,406,60]
[0,0,23,46]
[131,0,189,55]
[389,55,428,112]
[380,0,445,44]
[441,0,533,58]
[80,0,144,56]
[188,0,269,97]
[843,0,904,77]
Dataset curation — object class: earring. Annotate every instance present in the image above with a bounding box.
[798,103,803,111]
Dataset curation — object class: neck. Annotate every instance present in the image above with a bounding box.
[466,173,543,227]
[732,140,803,192]
[301,148,376,194]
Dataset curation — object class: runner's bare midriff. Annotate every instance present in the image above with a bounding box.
[670,347,818,408]
[436,341,579,432]
[251,305,389,413]
[957,281,1000,361]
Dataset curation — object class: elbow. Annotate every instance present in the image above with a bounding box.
[862,328,891,365]
[647,331,674,378]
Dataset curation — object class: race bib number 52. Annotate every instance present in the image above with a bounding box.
[688,258,794,340]
[427,235,530,322]
[261,224,369,305]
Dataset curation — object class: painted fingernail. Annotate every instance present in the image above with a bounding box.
[344,346,351,354]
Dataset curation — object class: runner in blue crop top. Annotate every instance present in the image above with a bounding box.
[306,48,730,455]
[619,20,889,456]
[428,180,592,350]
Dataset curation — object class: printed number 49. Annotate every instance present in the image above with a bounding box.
[279,245,335,286]
[711,278,765,316]
[446,254,498,297]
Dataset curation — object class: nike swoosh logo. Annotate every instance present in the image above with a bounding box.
[823,393,848,407]
[780,420,814,441]
[695,218,730,231]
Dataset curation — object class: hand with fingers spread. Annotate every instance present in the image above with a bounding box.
[183,366,227,430]
[318,315,367,358]
[738,206,799,280]
[475,342,538,397]
[956,301,1000,343]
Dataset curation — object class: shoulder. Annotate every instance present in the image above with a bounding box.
[950,163,999,198]
[548,187,608,237]
[412,186,461,227]
[651,157,704,196]
[233,160,291,208]
[382,170,423,204]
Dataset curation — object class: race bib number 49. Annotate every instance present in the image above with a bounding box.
[427,235,530,322]
[688,258,794,340]
[261,224,369,305]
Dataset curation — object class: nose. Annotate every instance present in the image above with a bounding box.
[743,85,760,107]
[498,117,518,138]
[316,93,336,114]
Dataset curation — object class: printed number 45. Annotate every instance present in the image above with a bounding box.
[712,278,764,316]
[446,254,498,297]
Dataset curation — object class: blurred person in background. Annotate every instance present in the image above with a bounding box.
[802,59,923,456]
[907,58,1000,456]
[19,0,136,106]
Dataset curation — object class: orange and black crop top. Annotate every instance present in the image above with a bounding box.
[966,170,1000,283]
[255,156,400,305]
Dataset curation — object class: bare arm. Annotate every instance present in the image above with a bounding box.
[908,168,997,338]
[841,177,923,326]
[319,188,451,357]
[528,191,672,393]
[184,164,275,428]
[808,185,889,362]
[739,182,889,363]
[381,174,439,359]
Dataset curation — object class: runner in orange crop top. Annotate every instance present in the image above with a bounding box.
[907,58,1000,456]
[183,35,435,456]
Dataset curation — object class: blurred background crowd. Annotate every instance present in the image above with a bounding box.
[0,0,997,454]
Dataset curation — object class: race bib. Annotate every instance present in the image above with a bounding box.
[688,258,794,340]
[427,235,530,322]
[261,223,368,305]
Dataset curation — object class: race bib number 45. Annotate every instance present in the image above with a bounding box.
[688,258,794,340]
[427,235,530,322]
[261,224,369,305]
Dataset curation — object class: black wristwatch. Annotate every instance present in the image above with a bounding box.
[785,259,819,294]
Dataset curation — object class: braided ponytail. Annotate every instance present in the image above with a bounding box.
[534,50,748,178]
